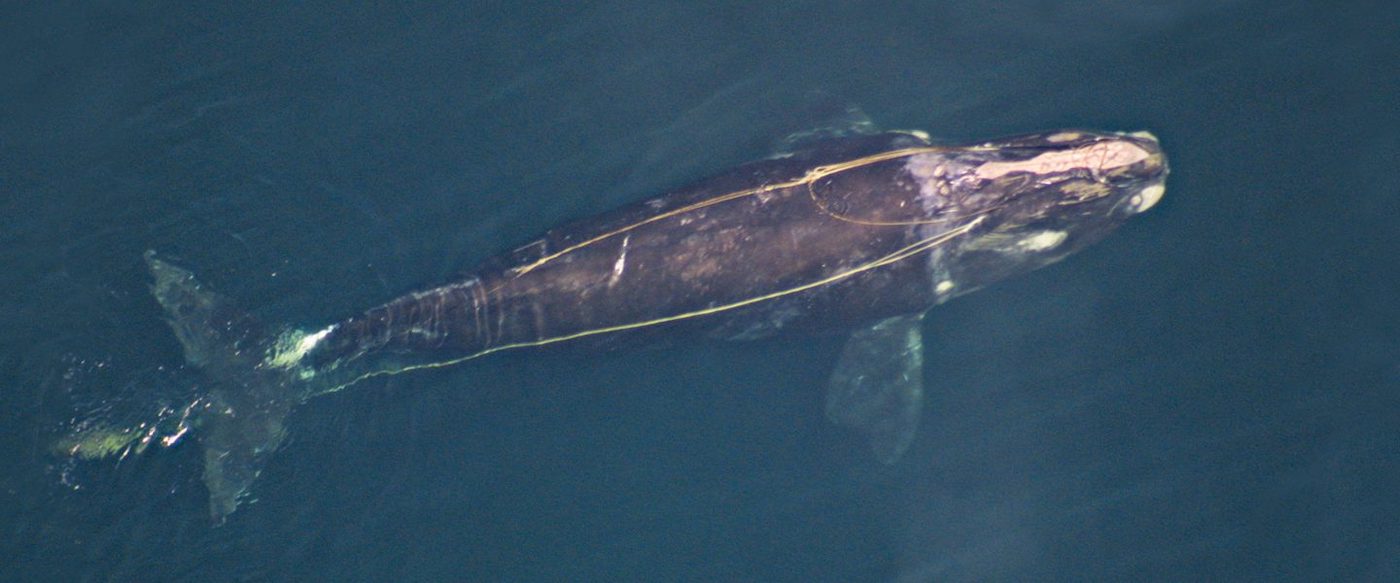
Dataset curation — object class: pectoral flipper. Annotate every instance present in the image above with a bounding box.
[825,313,925,463]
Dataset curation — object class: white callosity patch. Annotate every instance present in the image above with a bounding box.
[904,153,952,204]
[1129,183,1166,213]
[935,280,955,294]
[1016,230,1068,252]
[975,140,1153,181]
[905,153,998,215]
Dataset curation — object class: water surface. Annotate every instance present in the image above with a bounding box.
[2,1,1397,580]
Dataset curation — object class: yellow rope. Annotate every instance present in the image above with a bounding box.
[321,213,983,392]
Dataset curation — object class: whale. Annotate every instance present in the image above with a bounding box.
[57,128,1168,522]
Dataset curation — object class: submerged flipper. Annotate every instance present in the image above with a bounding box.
[825,313,926,463]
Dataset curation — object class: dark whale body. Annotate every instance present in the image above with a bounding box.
[63,128,1168,522]
[314,132,968,370]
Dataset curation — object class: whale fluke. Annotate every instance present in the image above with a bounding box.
[145,251,295,523]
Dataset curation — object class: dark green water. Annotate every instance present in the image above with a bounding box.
[2,1,1396,580]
